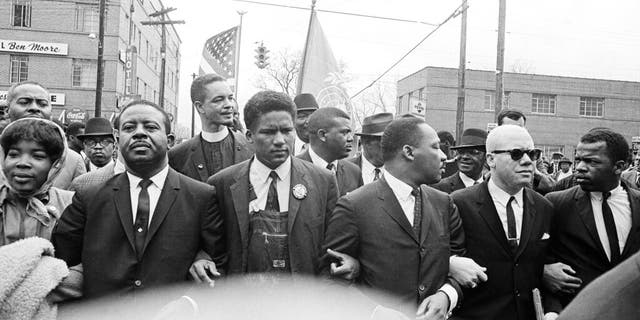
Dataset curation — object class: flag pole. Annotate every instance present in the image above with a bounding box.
[296,0,317,95]
[234,10,246,97]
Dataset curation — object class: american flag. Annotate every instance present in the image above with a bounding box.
[200,26,238,78]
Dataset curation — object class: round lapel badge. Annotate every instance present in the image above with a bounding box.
[292,184,308,200]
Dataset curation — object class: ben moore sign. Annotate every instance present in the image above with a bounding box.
[0,39,68,56]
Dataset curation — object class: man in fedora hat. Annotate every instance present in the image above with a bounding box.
[553,157,573,182]
[293,93,319,156]
[78,117,116,172]
[431,128,487,194]
[349,112,392,185]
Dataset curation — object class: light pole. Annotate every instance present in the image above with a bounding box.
[94,0,106,117]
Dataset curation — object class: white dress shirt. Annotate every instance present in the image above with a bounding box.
[384,170,458,311]
[201,126,230,143]
[459,172,483,188]
[555,170,573,181]
[309,147,337,173]
[248,156,292,213]
[127,165,169,226]
[89,159,113,172]
[589,184,632,261]
[361,155,383,185]
[487,178,524,244]
[294,135,307,156]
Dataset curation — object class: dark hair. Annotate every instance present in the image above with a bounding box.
[1,119,65,163]
[580,128,630,164]
[437,130,455,146]
[6,80,48,104]
[66,122,85,136]
[243,91,296,132]
[117,100,171,133]
[381,118,426,162]
[497,109,526,125]
[190,74,226,104]
[307,107,350,134]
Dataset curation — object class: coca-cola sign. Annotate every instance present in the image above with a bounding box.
[65,108,87,123]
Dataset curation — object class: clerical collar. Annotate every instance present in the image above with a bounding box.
[201,126,230,143]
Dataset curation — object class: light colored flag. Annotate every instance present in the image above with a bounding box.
[299,12,352,115]
[200,26,238,84]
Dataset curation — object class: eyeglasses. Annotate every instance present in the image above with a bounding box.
[84,138,115,148]
[491,149,540,161]
[454,148,485,156]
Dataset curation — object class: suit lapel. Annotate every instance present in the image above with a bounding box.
[574,188,610,263]
[231,130,252,162]
[143,168,180,251]
[377,178,418,243]
[112,173,136,252]
[230,161,251,250]
[476,182,512,254]
[515,189,536,259]
[622,183,640,258]
[190,137,209,181]
[288,159,309,234]
[419,186,434,245]
[336,161,346,193]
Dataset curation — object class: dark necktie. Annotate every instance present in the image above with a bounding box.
[326,163,335,171]
[412,187,422,238]
[473,180,480,185]
[506,196,518,252]
[134,179,152,259]
[374,168,381,181]
[266,171,280,212]
[602,192,621,264]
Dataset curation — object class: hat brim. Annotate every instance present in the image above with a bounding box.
[77,133,115,139]
[355,132,384,137]
[449,144,486,150]
[297,107,318,112]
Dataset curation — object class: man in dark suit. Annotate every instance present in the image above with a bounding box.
[298,107,362,196]
[208,91,340,276]
[53,100,225,299]
[542,128,640,319]
[431,128,487,194]
[78,117,116,172]
[293,93,319,156]
[450,124,553,320]
[349,113,392,185]
[168,74,252,182]
[322,117,464,318]
[556,250,640,320]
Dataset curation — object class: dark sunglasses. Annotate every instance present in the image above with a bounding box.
[492,149,540,161]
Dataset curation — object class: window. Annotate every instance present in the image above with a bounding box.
[72,59,97,87]
[10,55,28,83]
[12,0,31,27]
[398,95,404,112]
[484,91,494,110]
[580,97,604,117]
[145,40,149,62]
[407,91,413,110]
[137,30,142,51]
[531,93,556,114]
[75,4,100,33]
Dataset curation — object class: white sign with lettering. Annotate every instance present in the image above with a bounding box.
[0,91,65,105]
[0,39,68,56]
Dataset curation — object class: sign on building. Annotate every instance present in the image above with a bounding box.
[409,95,426,114]
[0,39,68,55]
[0,91,65,105]
[124,46,138,95]
[65,108,88,124]
[487,123,498,132]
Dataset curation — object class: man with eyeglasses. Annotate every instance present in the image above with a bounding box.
[78,117,116,172]
[432,128,487,194]
[449,125,554,320]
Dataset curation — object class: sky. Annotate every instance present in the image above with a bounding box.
[162,0,640,129]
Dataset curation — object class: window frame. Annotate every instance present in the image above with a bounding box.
[531,93,557,115]
[12,0,32,28]
[579,97,605,118]
[9,55,29,83]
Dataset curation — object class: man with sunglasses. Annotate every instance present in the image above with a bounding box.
[432,128,487,194]
[78,117,116,172]
[449,125,554,320]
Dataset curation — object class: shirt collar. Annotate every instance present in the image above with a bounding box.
[90,159,113,172]
[251,155,292,183]
[361,154,380,173]
[488,177,524,206]
[201,126,230,143]
[459,172,482,185]
[384,170,414,201]
[114,158,126,174]
[309,146,337,169]
[127,165,170,190]
[589,182,624,201]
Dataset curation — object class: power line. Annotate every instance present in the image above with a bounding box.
[233,0,439,26]
[350,1,467,99]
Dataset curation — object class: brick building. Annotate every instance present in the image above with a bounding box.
[397,66,640,158]
[0,0,181,126]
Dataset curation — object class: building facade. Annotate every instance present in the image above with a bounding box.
[397,66,640,158]
[0,0,181,126]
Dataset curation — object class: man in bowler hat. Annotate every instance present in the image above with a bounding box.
[349,113,393,185]
[431,128,487,194]
[293,93,319,156]
[78,117,116,172]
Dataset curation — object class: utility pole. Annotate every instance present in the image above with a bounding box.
[455,0,468,143]
[494,0,507,121]
[141,8,184,110]
[94,0,106,117]
[191,72,197,138]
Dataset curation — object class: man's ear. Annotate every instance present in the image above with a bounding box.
[193,102,204,114]
[486,153,496,169]
[245,130,254,144]
[114,129,119,142]
[613,159,626,175]
[402,145,414,161]
[318,129,327,142]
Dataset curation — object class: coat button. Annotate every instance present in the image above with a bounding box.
[134,280,142,287]
[419,285,426,291]
[420,247,426,254]
[197,164,204,169]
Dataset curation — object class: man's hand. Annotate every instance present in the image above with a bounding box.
[449,256,488,288]
[416,291,450,320]
[543,262,582,294]
[189,259,220,287]
[326,248,360,280]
